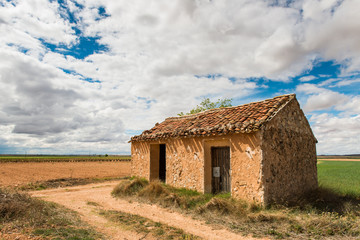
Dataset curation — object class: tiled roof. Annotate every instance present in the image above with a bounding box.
[131,94,296,142]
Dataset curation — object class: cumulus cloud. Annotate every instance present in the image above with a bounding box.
[296,83,349,112]
[76,0,311,80]
[0,49,128,153]
[310,114,360,155]
[335,96,360,115]
[296,82,360,154]
[302,0,360,74]
[0,0,360,154]
[0,0,76,45]
[299,75,317,82]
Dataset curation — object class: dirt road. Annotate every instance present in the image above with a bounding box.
[30,181,264,240]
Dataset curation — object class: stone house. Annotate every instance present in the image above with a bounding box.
[130,94,318,204]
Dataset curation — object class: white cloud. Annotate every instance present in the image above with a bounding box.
[296,83,349,112]
[299,75,317,82]
[1,0,360,154]
[297,83,360,154]
[336,78,360,87]
[317,77,360,88]
[318,78,339,87]
[335,96,360,115]
[0,48,129,154]
[310,114,360,155]
[302,0,360,75]
[0,0,76,45]
[76,0,313,80]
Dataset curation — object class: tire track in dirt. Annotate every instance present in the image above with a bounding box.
[30,181,266,240]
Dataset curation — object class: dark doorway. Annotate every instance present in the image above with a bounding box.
[211,147,230,194]
[159,144,166,182]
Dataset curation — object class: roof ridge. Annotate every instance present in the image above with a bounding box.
[131,93,297,142]
[166,93,296,121]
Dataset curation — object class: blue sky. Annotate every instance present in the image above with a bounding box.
[0,0,359,155]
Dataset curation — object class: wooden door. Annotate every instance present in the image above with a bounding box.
[211,147,230,194]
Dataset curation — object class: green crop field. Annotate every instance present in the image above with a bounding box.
[0,155,131,163]
[318,160,360,197]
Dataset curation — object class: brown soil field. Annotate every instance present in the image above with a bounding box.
[0,161,131,186]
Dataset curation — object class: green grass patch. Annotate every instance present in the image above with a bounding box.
[318,161,360,197]
[99,209,200,239]
[112,178,360,239]
[0,188,102,239]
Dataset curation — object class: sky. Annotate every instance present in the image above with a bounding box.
[0,0,359,155]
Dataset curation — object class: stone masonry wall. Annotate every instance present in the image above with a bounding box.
[261,98,318,204]
[131,141,151,179]
[166,137,205,191]
[131,138,205,191]
[132,132,264,202]
[224,132,264,202]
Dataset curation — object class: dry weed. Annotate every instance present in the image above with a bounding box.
[112,177,148,196]
[138,180,169,199]
[0,188,101,239]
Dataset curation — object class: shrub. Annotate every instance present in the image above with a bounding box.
[138,181,169,199]
[0,188,34,221]
[111,178,148,197]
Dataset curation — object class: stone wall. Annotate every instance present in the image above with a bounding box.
[166,138,205,191]
[226,132,264,202]
[131,132,264,202]
[131,141,151,179]
[201,133,264,202]
[131,138,205,191]
[261,98,318,204]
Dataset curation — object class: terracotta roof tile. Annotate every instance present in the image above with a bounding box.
[131,94,296,142]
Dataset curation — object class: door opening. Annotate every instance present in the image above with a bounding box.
[211,146,230,194]
[159,144,166,182]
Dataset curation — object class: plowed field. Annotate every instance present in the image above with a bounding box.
[0,161,131,186]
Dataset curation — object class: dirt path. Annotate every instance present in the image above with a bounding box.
[30,181,265,240]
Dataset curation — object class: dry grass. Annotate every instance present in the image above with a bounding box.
[112,178,360,239]
[98,209,201,239]
[0,188,102,239]
[17,176,125,191]
[111,177,148,196]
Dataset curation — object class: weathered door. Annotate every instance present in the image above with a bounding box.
[211,147,230,194]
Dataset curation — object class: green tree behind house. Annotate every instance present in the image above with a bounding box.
[178,98,232,116]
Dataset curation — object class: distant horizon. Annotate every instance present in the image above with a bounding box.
[0,153,359,157]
